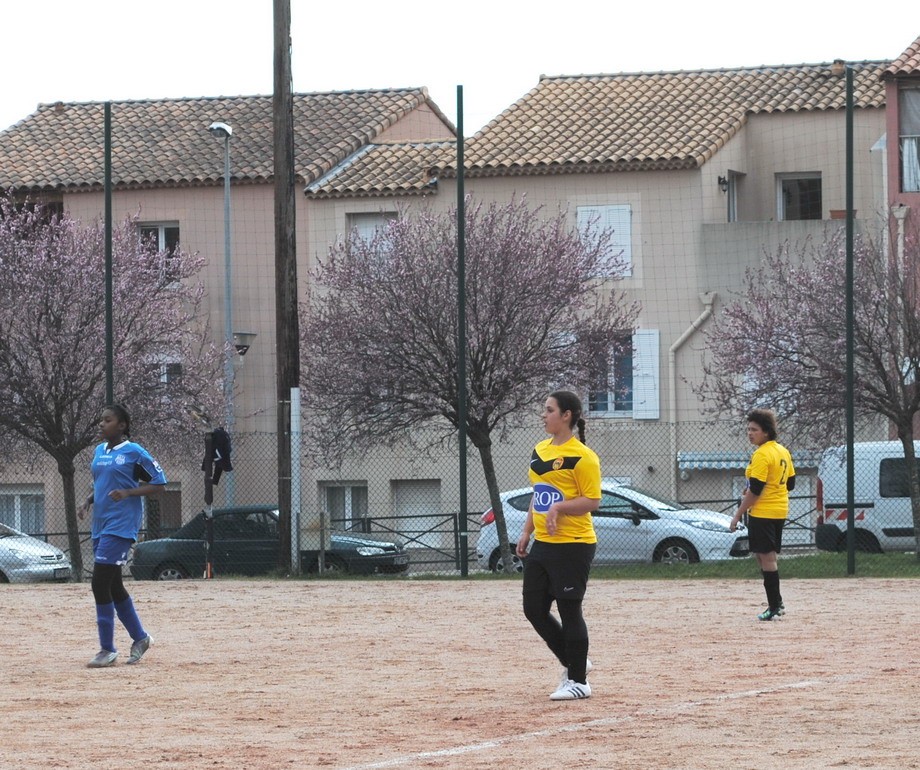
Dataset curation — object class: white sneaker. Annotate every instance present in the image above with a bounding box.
[550,679,592,700]
[559,657,593,689]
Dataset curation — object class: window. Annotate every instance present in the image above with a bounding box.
[899,87,920,193]
[879,458,920,498]
[146,357,183,389]
[0,486,45,534]
[776,174,821,221]
[588,329,659,419]
[576,204,632,276]
[139,223,181,282]
[324,484,368,530]
[595,492,646,519]
[347,212,396,243]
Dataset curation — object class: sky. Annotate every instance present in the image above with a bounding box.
[1,2,916,137]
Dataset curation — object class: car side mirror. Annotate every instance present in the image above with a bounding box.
[630,514,641,526]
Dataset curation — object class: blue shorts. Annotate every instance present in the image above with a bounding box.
[93,534,135,566]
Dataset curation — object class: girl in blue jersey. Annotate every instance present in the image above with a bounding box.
[517,390,601,700]
[78,405,166,667]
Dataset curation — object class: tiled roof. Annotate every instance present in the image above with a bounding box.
[440,62,887,177]
[305,141,454,198]
[883,36,920,77]
[0,89,444,193]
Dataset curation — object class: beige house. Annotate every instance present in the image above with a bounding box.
[301,59,890,542]
[0,47,907,555]
[0,89,455,544]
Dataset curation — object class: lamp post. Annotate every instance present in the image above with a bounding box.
[208,121,235,505]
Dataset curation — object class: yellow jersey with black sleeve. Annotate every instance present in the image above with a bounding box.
[745,440,795,519]
[528,436,600,544]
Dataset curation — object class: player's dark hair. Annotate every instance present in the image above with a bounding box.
[746,408,777,441]
[105,403,132,438]
[549,390,586,443]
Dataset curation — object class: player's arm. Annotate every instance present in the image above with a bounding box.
[731,478,765,531]
[516,508,536,557]
[77,493,94,520]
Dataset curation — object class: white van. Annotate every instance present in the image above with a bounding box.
[815,441,920,552]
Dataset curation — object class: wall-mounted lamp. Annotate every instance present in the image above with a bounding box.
[233,331,257,357]
[717,175,729,193]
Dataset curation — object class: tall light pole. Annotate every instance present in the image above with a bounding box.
[208,121,235,505]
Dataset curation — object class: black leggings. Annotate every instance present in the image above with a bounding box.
[522,592,588,667]
[91,562,130,605]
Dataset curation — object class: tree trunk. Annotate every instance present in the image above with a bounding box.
[474,439,518,574]
[896,429,920,562]
[57,457,84,582]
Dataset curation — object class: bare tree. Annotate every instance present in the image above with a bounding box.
[0,198,229,578]
[696,225,920,557]
[300,197,638,571]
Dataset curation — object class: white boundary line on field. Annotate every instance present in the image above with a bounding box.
[338,673,863,770]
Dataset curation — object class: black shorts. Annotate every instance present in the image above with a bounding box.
[522,540,596,601]
[747,516,785,554]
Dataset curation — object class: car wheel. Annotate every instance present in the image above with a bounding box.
[320,555,348,574]
[154,562,190,580]
[489,547,524,574]
[653,538,700,564]
[837,530,882,553]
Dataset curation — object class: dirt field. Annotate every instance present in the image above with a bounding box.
[3,577,918,770]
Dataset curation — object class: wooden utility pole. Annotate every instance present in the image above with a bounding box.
[273,0,299,571]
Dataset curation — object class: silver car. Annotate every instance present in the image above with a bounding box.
[476,481,749,572]
[0,523,72,583]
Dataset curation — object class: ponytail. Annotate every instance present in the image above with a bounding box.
[576,417,586,444]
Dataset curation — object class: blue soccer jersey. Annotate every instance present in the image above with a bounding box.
[90,440,167,540]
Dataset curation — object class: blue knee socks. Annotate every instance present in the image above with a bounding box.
[95,602,116,652]
[114,596,147,642]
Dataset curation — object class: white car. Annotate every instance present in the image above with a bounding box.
[0,523,72,583]
[476,481,749,572]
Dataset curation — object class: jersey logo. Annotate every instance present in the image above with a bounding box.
[532,483,564,513]
[115,455,126,465]
[530,449,580,475]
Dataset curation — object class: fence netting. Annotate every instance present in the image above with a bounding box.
[2,421,918,583]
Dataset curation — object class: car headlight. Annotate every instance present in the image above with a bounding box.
[5,547,29,565]
[682,519,732,532]
[356,546,385,556]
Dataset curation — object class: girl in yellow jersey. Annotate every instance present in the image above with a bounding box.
[730,408,796,621]
[516,390,601,700]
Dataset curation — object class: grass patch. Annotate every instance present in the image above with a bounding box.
[591,551,920,580]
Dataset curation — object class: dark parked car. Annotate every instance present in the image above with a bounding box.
[129,505,409,580]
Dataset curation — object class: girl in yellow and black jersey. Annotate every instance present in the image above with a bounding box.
[517,390,600,701]
[730,408,796,621]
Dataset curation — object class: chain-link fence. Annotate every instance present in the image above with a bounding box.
[3,421,919,583]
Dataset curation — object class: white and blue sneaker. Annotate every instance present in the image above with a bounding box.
[87,650,118,668]
[126,634,153,665]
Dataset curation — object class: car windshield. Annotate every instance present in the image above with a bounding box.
[0,523,20,538]
[615,486,686,512]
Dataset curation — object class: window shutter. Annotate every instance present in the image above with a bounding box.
[631,329,659,420]
[576,204,632,276]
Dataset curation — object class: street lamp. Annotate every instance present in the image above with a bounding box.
[208,121,235,505]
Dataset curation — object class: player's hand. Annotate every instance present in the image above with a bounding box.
[729,513,741,532]
[109,489,129,502]
[545,505,561,535]
[77,505,87,521]
[516,533,531,557]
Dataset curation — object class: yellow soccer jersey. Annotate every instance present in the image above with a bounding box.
[528,437,601,544]
[746,440,795,519]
